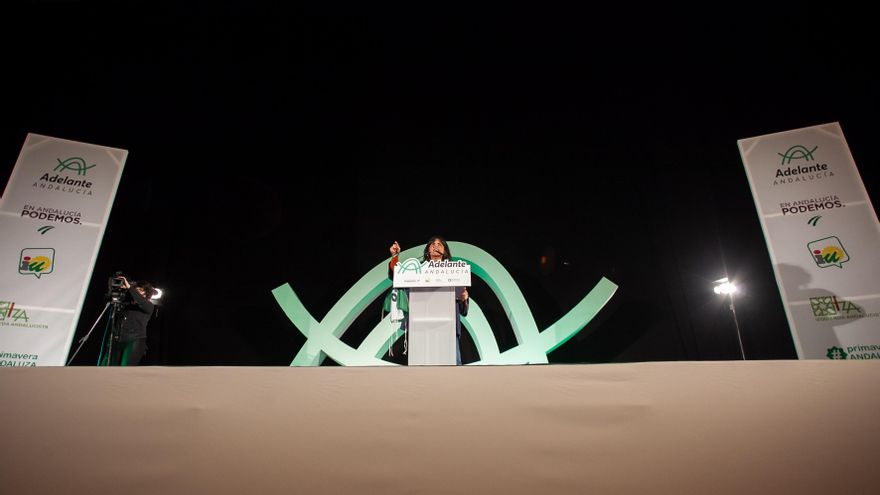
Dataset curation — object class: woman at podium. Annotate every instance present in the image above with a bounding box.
[389,236,469,364]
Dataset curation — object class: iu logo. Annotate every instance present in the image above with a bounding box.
[807,236,849,269]
[19,248,56,278]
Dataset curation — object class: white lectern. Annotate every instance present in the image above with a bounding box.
[392,258,472,366]
[407,287,457,365]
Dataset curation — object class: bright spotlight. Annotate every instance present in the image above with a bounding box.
[713,276,745,359]
[713,277,737,295]
[150,288,163,302]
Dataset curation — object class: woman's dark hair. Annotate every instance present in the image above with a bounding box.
[422,235,452,262]
[136,281,156,299]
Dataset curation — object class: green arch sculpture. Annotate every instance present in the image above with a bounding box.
[272,242,617,366]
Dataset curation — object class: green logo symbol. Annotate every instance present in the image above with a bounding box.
[811,296,863,318]
[807,215,821,227]
[272,242,618,366]
[807,236,850,269]
[0,301,30,323]
[826,346,847,360]
[396,257,424,274]
[37,226,54,235]
[54,157,96,175]
[778,145,818,165]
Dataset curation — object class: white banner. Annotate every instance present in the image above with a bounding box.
[393,258,472,288]
[0,133,127,366]
[738,122,880,360]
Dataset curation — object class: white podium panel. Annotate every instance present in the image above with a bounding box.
[408,287,456,365]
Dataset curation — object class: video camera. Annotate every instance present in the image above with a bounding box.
[107,271,128,303]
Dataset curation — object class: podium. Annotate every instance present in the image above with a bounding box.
[393,258,472,366]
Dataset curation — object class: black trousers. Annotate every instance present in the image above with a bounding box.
[109,338,147,366]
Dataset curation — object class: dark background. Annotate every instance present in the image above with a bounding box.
[2,2,876,365]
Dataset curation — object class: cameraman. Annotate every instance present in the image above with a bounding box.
[110,276,156,366]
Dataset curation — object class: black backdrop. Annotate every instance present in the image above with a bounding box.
[2,3,876,365]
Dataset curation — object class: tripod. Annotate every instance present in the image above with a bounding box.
[66,298,124,366]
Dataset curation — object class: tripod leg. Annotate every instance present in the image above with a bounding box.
[98,316,114,366]
[67,302,112,366]
[99,304,123,366]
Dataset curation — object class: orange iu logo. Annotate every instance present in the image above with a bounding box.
[19,248,55,278]
[807,236,849,269]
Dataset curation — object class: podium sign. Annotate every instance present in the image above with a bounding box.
[392,258,471,288]
[393,258,471,365]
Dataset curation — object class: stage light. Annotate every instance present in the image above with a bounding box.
[150,288,163,302]
[713,276,745,360]
[713,277,737,295]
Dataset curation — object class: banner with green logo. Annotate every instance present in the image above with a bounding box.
[739,122,880,359]
[0,134,127,366]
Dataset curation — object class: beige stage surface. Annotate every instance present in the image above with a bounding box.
[1,361,878,494]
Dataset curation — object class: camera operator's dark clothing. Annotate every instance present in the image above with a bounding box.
[120,286,154,340]
[119,339,148,366]
[111,285,154,365]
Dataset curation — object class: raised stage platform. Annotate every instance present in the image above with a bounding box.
[1,361,878,494]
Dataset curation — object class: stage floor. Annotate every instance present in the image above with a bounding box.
[1,361,878,494]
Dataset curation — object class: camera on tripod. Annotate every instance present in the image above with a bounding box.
[107,271,128,303]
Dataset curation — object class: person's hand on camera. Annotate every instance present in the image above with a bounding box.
[120,277,130,289]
